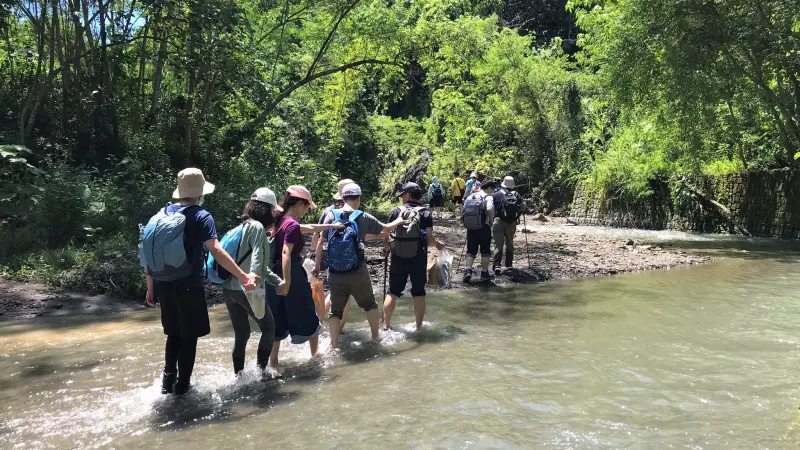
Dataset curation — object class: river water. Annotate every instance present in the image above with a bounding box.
[2,232,800,449]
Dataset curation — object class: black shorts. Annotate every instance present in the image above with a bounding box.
[466,226,492,257]
[429,196,444,207]
[452,196,463,205]
[156,281,210,338]
[389,252,427,298]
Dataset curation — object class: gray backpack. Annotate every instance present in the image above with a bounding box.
[390,206,425,258]
[462,193,487,230]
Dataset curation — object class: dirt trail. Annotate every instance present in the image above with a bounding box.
[0,215,710,321]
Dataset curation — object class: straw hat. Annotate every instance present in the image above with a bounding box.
[172,168,215,199]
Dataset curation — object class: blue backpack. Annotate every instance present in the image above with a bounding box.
[138,204,196,282]
[206,220,253,284]
[325,209,363,273]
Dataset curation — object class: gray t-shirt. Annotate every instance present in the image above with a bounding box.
[321,208,383,242]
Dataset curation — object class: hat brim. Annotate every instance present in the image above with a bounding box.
[501,182,514,189]
[309,201,318,209]
[172,182,215,199]
[333,193,343,200]
[273,204,284,212]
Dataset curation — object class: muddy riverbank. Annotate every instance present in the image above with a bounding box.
[0,215,710,320]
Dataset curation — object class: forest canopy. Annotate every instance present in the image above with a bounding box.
[1,0,798,293]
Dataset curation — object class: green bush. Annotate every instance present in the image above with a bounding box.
[35,166,90,246]
[0,233,144,298]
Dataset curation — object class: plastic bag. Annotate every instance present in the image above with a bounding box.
[302,257,317,282]
[311,280,326,320]
[303,258,326,319]
[242,283,267,319]
[438,250,453,288]
[427,255,441,286]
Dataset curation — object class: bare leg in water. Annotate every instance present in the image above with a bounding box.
[383,294,426,331]
[382,293,397,330]
[324,295,352,334]
[413,296,426,330]
[269,341,281,368]
[309,334,319,356]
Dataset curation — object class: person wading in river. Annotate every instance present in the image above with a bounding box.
[383,182,447,330]
[314,183,407,348]
[267,186,342,369]
[220,188,288,380]
[462,180,495,283]
[141,168,259,395]
[492,176,525,275]
[309,178,354,331]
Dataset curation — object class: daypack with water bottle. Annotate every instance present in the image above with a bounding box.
[462,193,487,230]
[390,206,426,258]
[206,220,253,284]
[138,204,197,282]
[325,209,364,273]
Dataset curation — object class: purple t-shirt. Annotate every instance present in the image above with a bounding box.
[273,216,305,258]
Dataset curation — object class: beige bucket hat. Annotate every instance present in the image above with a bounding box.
[172,168,215,199]
[333,178,355,200]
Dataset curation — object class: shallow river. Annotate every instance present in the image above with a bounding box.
[2,232,800,449]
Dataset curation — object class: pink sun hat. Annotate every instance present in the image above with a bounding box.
[286,185,317,209]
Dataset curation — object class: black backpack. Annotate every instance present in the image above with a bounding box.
[432,184,443,200]
[390,206,425,258]
[500,190,521,222]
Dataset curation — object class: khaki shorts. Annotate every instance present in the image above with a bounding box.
[328,264,377,319]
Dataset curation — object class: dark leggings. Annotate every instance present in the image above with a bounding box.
[164,334,198,388]
[224,289,276,373]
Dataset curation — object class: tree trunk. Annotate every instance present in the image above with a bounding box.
[98,0,109,93]
[19,0,50,143]
[133,19,149,130]
[70,0,85,87]
[81,0,94,49]
[149,3,173,121]
[678,178,751,237]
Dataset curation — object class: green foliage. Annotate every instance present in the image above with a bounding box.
[2,0,799,294]
[0,145,44,217]
[567,0,800,200]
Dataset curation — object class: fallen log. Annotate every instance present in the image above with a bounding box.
[678,178,751,237]
[382,149,430,198]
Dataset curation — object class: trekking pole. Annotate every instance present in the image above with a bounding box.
[383,253,389,296]
[522,213,532,270]
[454,234,467,274]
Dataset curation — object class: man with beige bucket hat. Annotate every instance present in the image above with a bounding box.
[491,175,526,275]
[140,168,260,396]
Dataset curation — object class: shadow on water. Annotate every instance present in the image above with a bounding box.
[149,381,303,431]
[336,324,468,365]
[455,280,596,326]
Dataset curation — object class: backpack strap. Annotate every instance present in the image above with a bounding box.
[235,221,254,265]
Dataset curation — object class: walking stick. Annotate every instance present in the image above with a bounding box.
[522,213,532,270]
[383,253,389,296]
[454,234,467,274]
